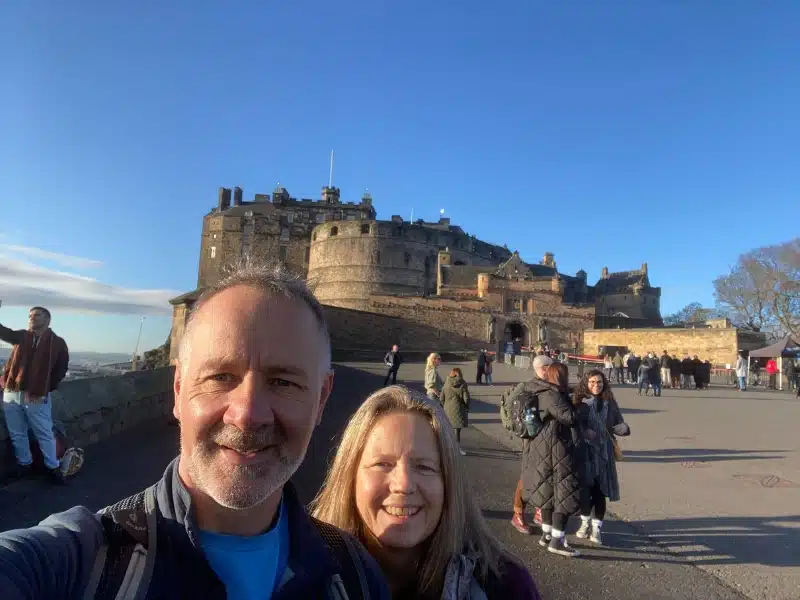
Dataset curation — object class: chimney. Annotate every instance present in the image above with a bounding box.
[543,252,555,267]
[641,262,648,275]
[438,217,451,226]
[602,266,609,279]
[217,187,231,210]
[233,187,243,206]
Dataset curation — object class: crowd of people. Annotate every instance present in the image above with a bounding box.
[603,350,713,394]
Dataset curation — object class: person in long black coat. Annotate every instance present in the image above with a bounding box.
[521,362,585,558]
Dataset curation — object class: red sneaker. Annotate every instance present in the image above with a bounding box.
[534,507,543,525]
[511,513,534,535]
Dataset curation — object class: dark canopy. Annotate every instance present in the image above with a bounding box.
[748,335,800,358]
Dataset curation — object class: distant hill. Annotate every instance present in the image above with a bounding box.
[0,346,131,366]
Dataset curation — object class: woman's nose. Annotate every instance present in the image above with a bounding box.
[389,462,415,494]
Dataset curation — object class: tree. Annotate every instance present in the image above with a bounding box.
[663,302,724,327]
[713,238,800,338]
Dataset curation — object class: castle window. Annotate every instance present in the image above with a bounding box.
[312,232,317,241]
[280,228,290,242]
[304,247,310,264]
[315,213,325,224]
[404,252,411,267]
[279,246,288,262]
[376,251,381,264]
[424,256,431,278]
[361,223,370,234]
[286,213,293,224]
[209,246,216,259]
[330,226,339,237]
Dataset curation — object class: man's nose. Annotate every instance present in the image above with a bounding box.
[223,374,275,430]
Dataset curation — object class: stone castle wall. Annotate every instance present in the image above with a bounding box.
[596,289,661,321]
[307,220,510,304]
[1,367,175,479]
[583,328,767,366]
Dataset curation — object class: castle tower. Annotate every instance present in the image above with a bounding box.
[233,187,243,206]
[602,266,609,279]
[217,187,231,211]
[542,252,556,268]
[437,247,452,296]
[322,186,341,204]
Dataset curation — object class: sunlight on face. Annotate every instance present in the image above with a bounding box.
[588,376,604,395]
[355,412,444,551]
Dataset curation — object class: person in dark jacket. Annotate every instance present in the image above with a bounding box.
[573,370,630,546]
[627,353,641,385]
[0,263,390,600]
[0,306,70,483]
[521,362,585,558]
[476,349,487,384]
[669,355,682,389]
[383,344,403,386]
[637,360,652,396]
[692,355,703,389]
[441,367,471,455]
[681,356,695,389]
[648,361,662,396]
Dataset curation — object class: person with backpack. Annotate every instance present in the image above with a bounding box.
[311,385,542,599]
[0,263,389,600]
[441,367,471,455]
[383,344,403,386]
[507,354,553,535]
[519,362,585,557]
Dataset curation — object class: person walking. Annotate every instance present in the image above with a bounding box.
[603,354,613,381]
[1,306,70,483]
[382,343,403,386]
[0,263,390,600]
[786,359,797,392]
[520,362,585,558]
[485,351,494,385]
[476,348,487,384]
[659,351,671,389]
[441,367,471,455]
[573,370,630,546]
[735,352,748,391]
[425,352,443,401]
[637,359,652,396]
[766,358,779,389]
[612,351,624,384]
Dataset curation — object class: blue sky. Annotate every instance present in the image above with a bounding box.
[1,2,798,354]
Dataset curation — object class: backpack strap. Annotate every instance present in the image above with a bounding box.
[84,487,159,600]
[311,518,370,600]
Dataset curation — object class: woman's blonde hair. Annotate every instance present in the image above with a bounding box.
[426,352,441,369]
[309,385,504,596]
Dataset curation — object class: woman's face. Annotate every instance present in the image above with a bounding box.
[355,412,445,552]
[588,375,605,395]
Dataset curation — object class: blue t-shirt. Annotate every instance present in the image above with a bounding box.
[199,497,289,600]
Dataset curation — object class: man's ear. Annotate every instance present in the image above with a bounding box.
[316,369,335,426]
[173,363,182,421]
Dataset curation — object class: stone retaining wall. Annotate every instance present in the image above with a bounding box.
[1,367,174,479]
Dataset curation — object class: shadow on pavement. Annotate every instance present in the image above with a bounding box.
[621,448,788,463]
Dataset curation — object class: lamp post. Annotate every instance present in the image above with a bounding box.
[131,316,146,372]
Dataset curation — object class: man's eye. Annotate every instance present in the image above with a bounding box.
[211,373,236,383]
[269,378,299,388]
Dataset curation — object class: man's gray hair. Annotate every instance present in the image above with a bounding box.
[178,260,331,371]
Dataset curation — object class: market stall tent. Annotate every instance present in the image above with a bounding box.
[747,335,800,391]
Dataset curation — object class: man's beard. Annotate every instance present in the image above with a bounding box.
[185,423,305,510]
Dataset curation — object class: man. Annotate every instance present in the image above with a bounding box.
[786,359,797,392]
[622,350,631,384]
[0,264,389,600]
[660,350,671,388]
[612,351,624,384]
[510,353,553,535]
[476,348,487,384]
[1,306,69,483]
[735,352,748,391]
[382,343,403,386]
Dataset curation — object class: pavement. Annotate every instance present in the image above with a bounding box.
[2,361,798,600]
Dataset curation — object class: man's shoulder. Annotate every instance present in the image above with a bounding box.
[0,506,105,599]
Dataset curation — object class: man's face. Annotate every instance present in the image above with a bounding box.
[392,345,399,352]
[173,286,334,510]
[28,309,48,331]
[535,366,547,379]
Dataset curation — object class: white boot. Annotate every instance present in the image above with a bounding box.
[590,519,603,545]
[576,516,591,539]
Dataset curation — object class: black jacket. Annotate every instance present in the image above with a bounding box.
[521,379,584,515]
[384,350,403,369]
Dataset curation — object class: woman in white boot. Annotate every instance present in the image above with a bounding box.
[573,369,630,546]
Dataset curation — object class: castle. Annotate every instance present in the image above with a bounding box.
[168,185,662,360]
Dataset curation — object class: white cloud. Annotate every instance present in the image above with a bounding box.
[0,255,179,316]
[0,244,104,269]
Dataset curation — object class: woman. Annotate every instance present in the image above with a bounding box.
[520,362,584,558]
[603,354,613,381]
[573,369,630,546]
[310,386,540,599]
[441,367,470,455]
[425,352,444,401]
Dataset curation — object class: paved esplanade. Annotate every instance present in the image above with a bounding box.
[2,362,797,600]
